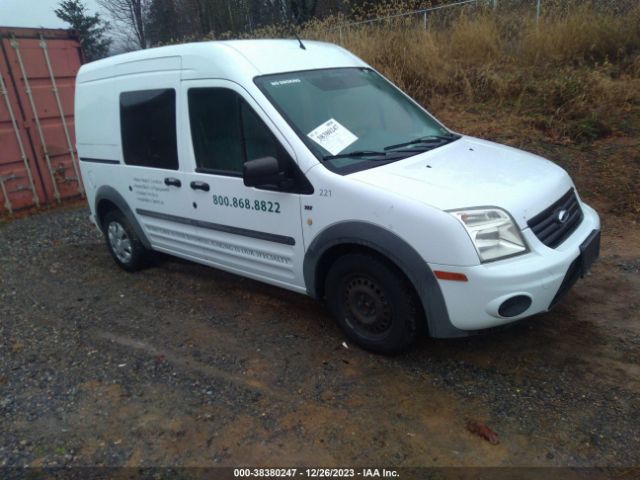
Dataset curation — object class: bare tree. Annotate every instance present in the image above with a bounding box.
[97,0,150,49]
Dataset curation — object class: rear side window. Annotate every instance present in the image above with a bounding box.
[120,89,178,170]
[188,88,290,175]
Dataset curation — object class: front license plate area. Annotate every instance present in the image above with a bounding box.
[580,229,600,277]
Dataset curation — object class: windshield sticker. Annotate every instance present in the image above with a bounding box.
[270,78,301,86]
[307,118,358,156]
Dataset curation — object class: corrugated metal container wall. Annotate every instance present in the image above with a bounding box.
[0,27,84,214]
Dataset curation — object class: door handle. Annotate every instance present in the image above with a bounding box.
[190,181,210,192]
[164,177,181,187]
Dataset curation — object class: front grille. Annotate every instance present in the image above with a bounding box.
[528,189,583,248]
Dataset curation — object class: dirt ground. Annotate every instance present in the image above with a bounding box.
[1,191,639,472]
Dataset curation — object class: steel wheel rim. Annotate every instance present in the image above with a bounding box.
[107,221,133,264]
[342,274,392,339]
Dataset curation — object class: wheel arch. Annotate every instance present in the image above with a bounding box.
[94,186,151,249]
[303,221,468,338]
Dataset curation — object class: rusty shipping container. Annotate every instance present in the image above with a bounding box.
[0,26,84,214]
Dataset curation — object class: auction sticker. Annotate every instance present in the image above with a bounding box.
[307,118,358,156]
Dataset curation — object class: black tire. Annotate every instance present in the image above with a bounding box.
[325,253,420,354]
[102,209,148,272]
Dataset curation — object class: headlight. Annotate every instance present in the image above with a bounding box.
[449,207,528,262]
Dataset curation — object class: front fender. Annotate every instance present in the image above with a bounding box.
[303,221,468,338]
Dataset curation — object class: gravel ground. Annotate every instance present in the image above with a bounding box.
[1,206,639,470]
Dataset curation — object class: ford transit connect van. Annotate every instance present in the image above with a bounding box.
[75,40,600,353]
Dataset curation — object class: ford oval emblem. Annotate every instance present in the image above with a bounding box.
[557,209,569,224]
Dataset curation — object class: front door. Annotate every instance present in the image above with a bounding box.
[174,80,309,291]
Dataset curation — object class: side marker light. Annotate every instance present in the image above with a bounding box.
[434,271,468,282]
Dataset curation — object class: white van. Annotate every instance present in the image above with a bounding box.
[75,39,600,353]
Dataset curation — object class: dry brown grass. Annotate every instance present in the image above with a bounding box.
[521,8,640,65]
[298,4,640,140]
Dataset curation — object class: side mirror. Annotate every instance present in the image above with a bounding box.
[243,156,286,188]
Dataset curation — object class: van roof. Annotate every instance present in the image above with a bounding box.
[77,39,367,83]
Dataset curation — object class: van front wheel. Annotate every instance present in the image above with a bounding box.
[325,253,419,354]
[103,210,147,272]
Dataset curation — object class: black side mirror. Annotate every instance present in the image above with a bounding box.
[243,156,288,189]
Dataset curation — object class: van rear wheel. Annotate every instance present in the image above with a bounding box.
[325,253,419,354]
[103,210,147,272]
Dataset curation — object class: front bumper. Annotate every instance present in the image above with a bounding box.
[429,202,600,331]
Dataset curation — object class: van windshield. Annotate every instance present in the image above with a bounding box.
[255,67,458,174]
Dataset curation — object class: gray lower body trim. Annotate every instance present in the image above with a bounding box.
[303,221,469,339]
[94,185,151,249]
[136,209,296,246]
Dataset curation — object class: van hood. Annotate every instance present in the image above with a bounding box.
[349,136,573,228]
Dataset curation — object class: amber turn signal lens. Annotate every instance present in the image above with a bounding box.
[434,271,469,282]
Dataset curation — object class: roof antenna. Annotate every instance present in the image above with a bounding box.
[293,31,306,50]
[288,15,306,50]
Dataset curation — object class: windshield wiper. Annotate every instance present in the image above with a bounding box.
[384,133,460,151]
[323,150,390,161]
